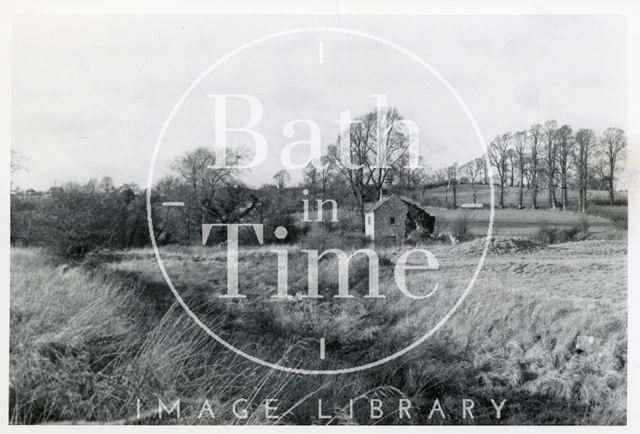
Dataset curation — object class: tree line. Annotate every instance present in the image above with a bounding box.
[484,122,626,211]
[10,110,627,260]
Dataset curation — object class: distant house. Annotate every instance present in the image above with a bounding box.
[364,194,435,243]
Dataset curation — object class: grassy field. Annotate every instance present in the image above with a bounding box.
[424,207,617,237]
[10,234,627,425]
[301,205,619,238]
[296,186,624,238]
[419,185,626,210]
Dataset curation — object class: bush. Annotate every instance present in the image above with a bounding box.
[406,227,432,244]
[535,223,583,245]
[577,214,590,232]
[253,213,306,245]
[453,211,474,238]
[31,187,150,262]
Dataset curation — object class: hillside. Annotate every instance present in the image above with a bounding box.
[417,185,625,210]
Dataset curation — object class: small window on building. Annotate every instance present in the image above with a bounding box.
[367,215,372,225]
[390,216,396,225]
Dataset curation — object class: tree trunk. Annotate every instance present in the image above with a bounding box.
[561,172,567,211]
[532,171,538,209]
[608,158,615,205]
[583,186,588,212]
[548,169,556,211]
[518,173,524,209]
[185,208,191,243]
[577,175,583,213]
[608,175,614,205]
[500,181,505,209]
[452,184,457,209]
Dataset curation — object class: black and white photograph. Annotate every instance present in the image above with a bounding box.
[3,0,639,429]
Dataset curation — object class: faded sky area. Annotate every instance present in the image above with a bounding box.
[11,15,628,190]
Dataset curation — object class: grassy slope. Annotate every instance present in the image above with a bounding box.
[296,186,624,237]
[418,185,627,234]
[418,185,625,209]
[10,238,627,425]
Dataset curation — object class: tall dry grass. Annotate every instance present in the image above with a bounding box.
[9,240,627,425]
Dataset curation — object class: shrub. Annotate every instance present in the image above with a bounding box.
[256,213,306,245]
[453,213,470,235]
[30,187,151,262]
[535,223,583,245]
[406,227,432,244]
[577,214,590,232]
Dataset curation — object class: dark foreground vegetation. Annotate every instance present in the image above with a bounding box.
[10,241,627,425]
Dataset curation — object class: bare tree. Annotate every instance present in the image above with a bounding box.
[433,167,449,203]
[599,127,627,205]
[98,176,115,193]
[506,148,517,187]
[365,107,413,199]
[303,162,318,209]
[172,147,242,237]
[413,167,437,200]
[462,158,481,204]
[273,169,291,190]
[528,124,543,209]
[319,155,333,195]
[574,128,596,213]
[447,163,459,209]
[391,154,425,190]
[328,107,412,231]
[476,156,488,185]
[542,120,558,210]
[488,133,512,208]
[513,130,528,209]
[556,125,574,210]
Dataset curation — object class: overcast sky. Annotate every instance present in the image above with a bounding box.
[11,15,627,190]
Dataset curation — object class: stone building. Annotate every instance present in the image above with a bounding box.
[364,194,435,243]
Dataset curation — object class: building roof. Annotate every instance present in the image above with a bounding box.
[364,195,393,213]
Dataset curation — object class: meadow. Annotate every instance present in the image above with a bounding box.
[419,184,627,210]
[9,225,627,424]
[418,185,628,235]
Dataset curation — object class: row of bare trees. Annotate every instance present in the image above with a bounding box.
[486,122,626,210]
[156,112,627,240]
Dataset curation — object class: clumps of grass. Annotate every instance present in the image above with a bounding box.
[10,245,627,425]
[405,227,432,245]
[534,223,589,245]
[461,237,542,256]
